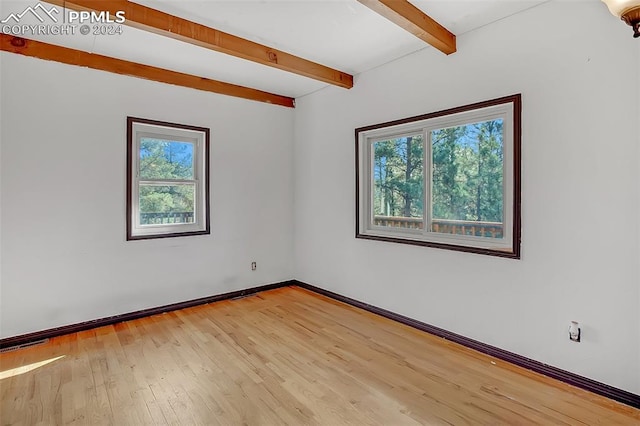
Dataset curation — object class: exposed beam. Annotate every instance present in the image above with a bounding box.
[45,0,354,89]
[0,35,295,108]
[357,0,456,55]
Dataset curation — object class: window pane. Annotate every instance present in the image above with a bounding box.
[139,185,195,225]
[431,119,504,238]
[139,138,194,180]
[373,135,424,229]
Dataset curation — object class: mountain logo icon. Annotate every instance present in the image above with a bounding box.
[1,3,59,24]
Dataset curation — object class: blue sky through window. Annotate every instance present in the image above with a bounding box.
[140,138,194,180]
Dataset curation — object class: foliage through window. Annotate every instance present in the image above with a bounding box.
[127,117,210,240]
[356,95,521,258]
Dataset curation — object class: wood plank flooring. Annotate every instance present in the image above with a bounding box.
[1,286,639,425]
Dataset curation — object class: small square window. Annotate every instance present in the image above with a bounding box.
[356,95,521,258]
[127,117,210,240]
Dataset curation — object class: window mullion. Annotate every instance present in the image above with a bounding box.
[424,129,431,237]
[139,179,197,185]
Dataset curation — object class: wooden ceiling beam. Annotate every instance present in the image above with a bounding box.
[357,0,456,55]
[0,35,295,108]
[45,0,354,89]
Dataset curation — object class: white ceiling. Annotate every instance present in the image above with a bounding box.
[2,0,548,99]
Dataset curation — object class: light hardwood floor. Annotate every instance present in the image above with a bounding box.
[1,286,639,425]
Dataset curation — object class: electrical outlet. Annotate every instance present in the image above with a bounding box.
[569,321,581,342]
[251,261,257,271]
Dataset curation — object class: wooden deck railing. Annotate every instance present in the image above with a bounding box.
[374,216,424,229]
[374,216,503,238]
[141,212,194,225]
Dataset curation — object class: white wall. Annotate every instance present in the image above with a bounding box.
[294,0,640,394]
[0,54,294,338]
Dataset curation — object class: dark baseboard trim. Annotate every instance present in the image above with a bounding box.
[294,280,640,410]
[0,280,294,350]
[2,279,638,410]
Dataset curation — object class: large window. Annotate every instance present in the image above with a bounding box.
[356,95,521,258]
[127,117,210,240]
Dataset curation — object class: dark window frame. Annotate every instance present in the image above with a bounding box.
[355,94,521,259]
[126,116,210,241]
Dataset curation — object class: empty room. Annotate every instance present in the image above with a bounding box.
[1,0,640,424]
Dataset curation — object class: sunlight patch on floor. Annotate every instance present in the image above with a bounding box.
[0,355,65,380]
